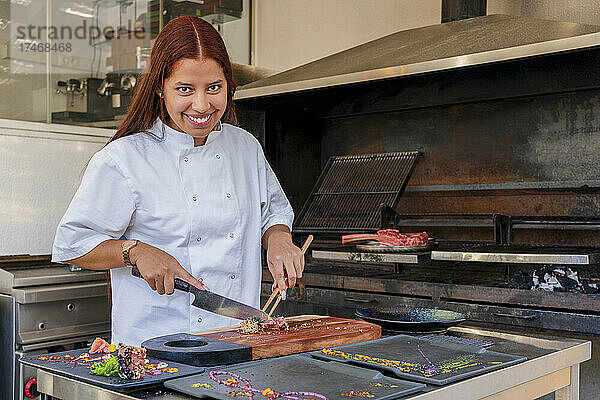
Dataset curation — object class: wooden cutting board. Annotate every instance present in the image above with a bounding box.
[190,315,381,360]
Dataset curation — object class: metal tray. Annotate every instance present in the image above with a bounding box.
[19,348,204,391]
[165,354,425,400]
[355,307,465,333]
[356,241,437,253]
[312,335,526,386]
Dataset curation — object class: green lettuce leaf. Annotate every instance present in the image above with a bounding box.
[89,356,118,376]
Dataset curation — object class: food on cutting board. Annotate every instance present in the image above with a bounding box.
[117,343,147,380]
[265,316,289,330]
[240,318,262,334]
[239,316,289,334]
[342,229,428,246]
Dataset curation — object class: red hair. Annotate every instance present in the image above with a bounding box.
[108,16,237,143]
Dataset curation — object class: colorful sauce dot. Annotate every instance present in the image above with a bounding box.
[367,383,399,388]
[341,391,374,398]
[227,390,252,397]
[191,382,213,388]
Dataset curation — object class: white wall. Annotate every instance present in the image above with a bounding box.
[0,120,111,255]
[252,0,600,73]
[252,0,442,71]
[488,0,600,25]
[221,0,251,64]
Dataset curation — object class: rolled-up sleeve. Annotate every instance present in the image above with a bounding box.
[52,151,136,262]
[259,153,294,237]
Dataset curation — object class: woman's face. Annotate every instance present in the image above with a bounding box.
[162,57,227,145]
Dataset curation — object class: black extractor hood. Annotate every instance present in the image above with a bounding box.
[236,14,600,100]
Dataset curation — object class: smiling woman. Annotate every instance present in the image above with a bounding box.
[163,58,228,146]
[110,15,237,143]
[51,16,304,347]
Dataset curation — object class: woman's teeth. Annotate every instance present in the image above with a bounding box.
[186,114,211,125]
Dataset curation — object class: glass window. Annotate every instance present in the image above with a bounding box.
[3,0,249,128]
[2,0,48,122]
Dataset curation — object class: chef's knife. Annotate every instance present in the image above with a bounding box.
[131,266,269,322]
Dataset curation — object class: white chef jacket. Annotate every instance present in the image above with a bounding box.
[52,118,294,346]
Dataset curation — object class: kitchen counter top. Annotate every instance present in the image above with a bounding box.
[34,324,590,400]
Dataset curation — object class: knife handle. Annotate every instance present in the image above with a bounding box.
[131,266,191,292]
[174,278,190,292]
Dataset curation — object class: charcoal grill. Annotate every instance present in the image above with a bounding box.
[271,165,600,337]
[294,199,600,335]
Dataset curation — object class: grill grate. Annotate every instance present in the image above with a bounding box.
[294,152,419,232]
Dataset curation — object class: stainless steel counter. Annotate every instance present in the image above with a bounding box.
[34,325,590,400]
[1,259,110,399]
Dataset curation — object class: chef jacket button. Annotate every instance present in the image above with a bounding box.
[230,274,236,279]
[183,157,189,162]
[226,193,231,199]
[229,233,234,238]
[197,317,202,323]
[215,154,220,159]
[192,196,197,201]
[196,237,201,242]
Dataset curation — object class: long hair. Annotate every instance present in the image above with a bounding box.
[108,16,237,144]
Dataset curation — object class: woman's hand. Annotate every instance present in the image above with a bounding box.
[265,227,305,297]
[129,242,207,295]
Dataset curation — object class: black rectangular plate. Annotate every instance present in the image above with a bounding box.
[19,348,204,391]
[311,335,526,385]
[165,355,425,400]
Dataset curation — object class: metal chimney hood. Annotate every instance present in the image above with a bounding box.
[236,14,600,100]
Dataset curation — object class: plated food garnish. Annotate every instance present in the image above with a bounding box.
[34,344,178,380]
[90,337,117,354]
[117,343,147,380]
[90,356,118,376]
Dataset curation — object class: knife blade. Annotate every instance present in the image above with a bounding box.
[131,266,269,322]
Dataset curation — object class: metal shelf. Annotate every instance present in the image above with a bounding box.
[431,245,600,265]
[312,249,428,264]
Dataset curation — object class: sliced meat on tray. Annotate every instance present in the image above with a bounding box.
[342,229,428,246]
